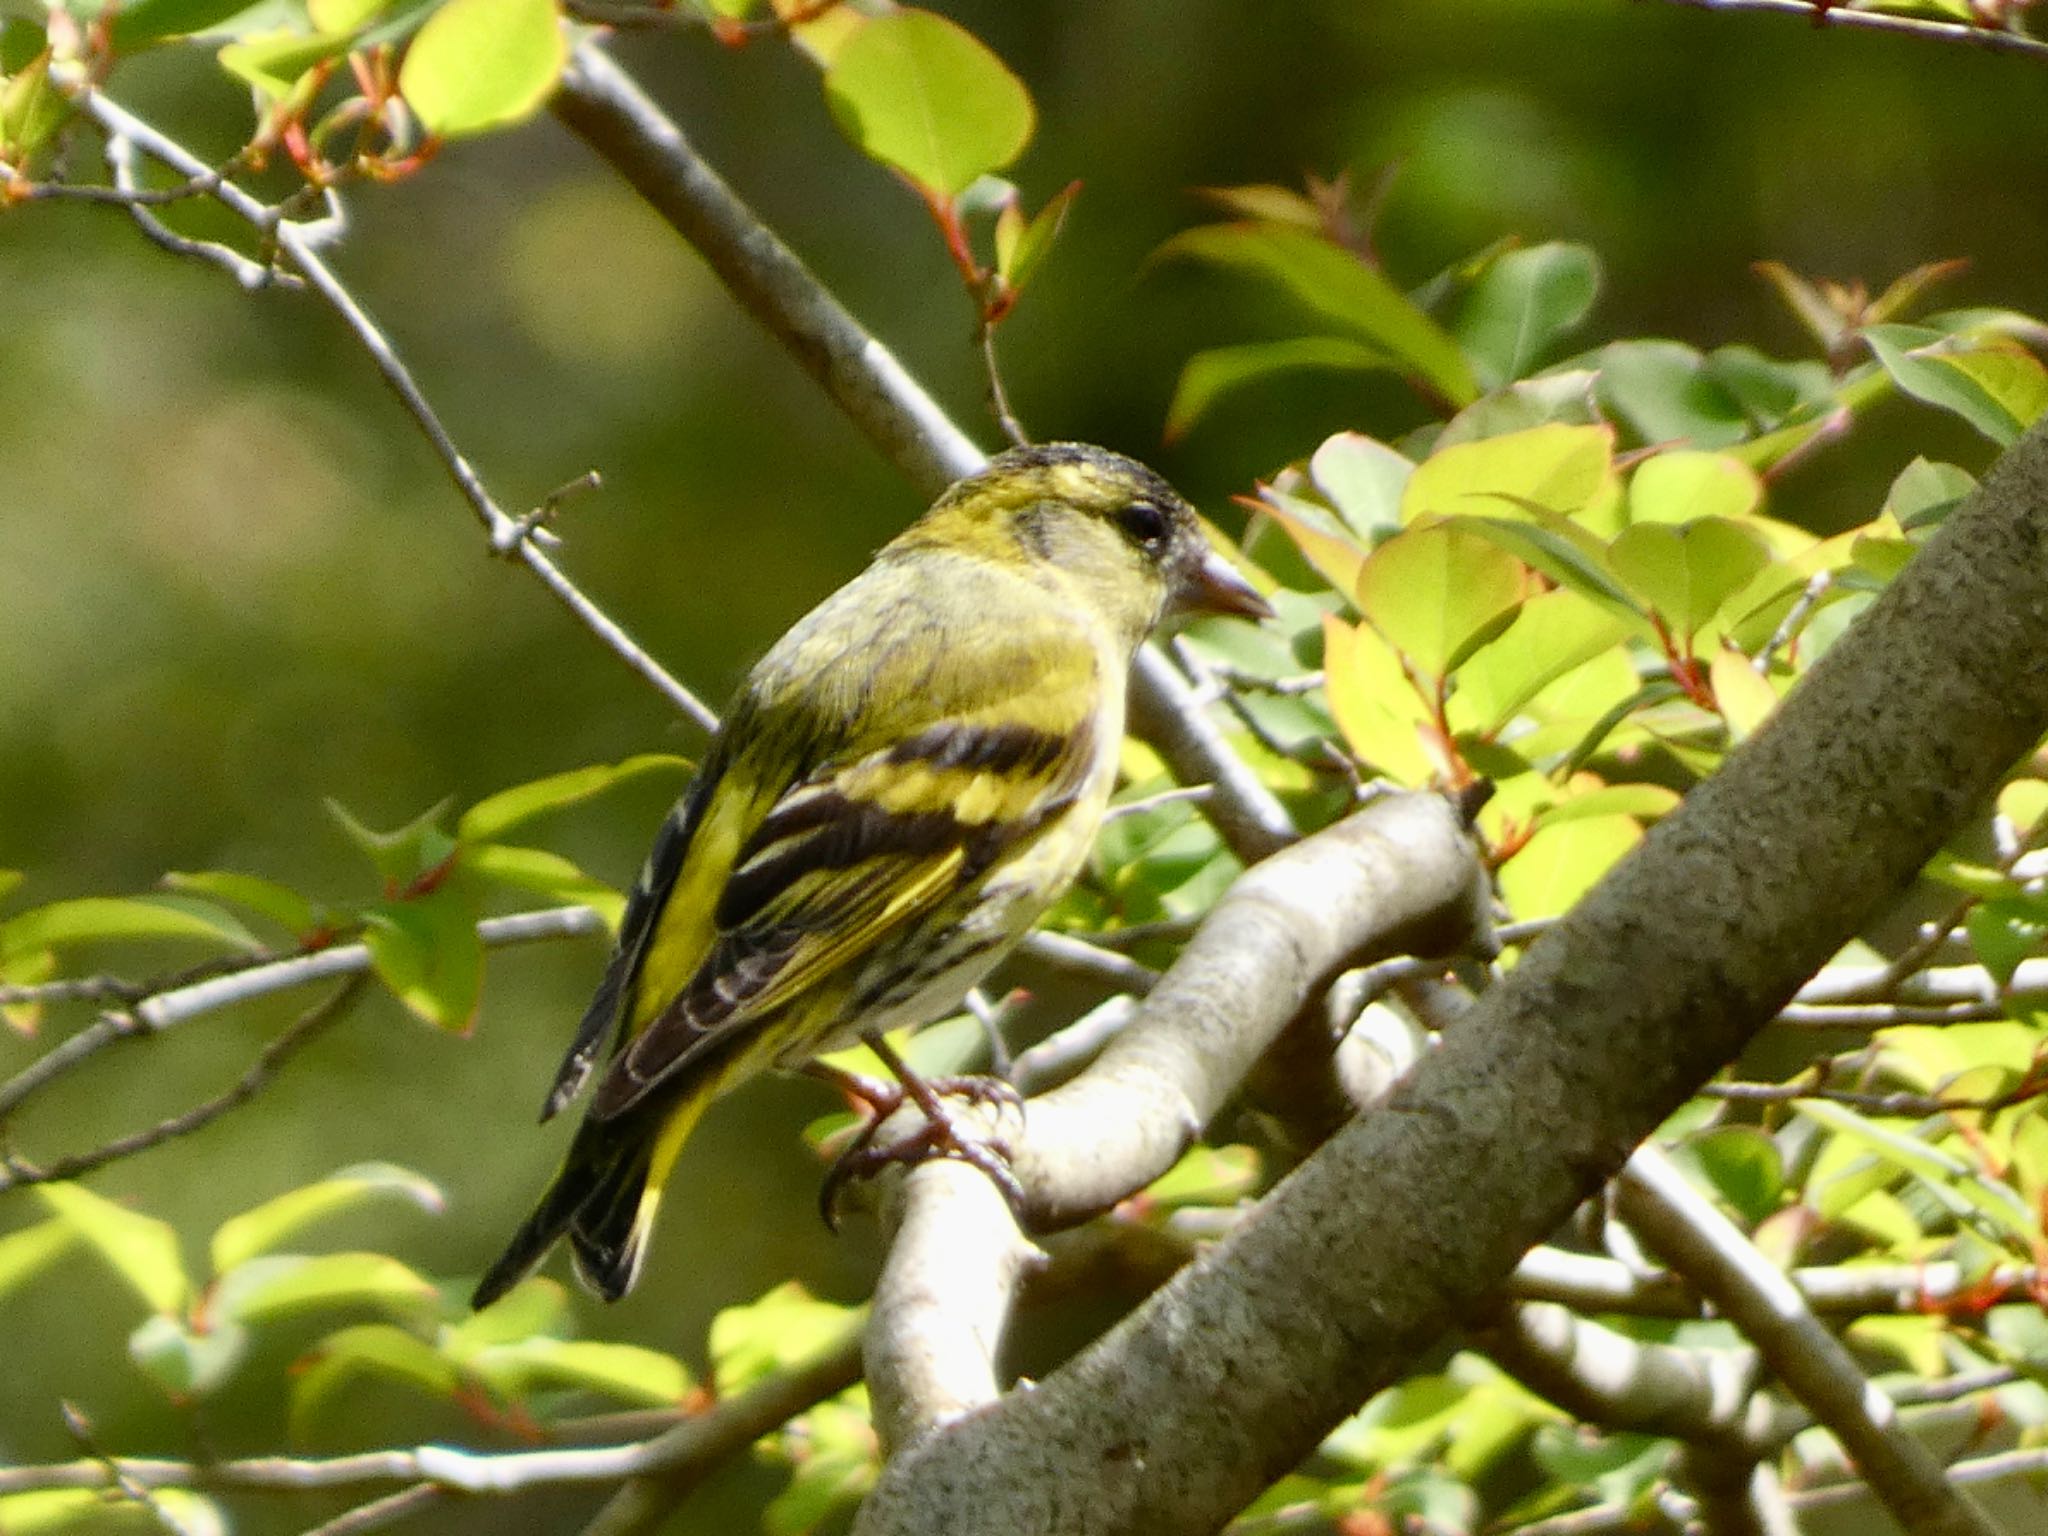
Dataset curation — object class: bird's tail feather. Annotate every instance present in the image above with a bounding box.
[471,1083,717,1311]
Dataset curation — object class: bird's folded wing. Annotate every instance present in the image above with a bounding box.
[587,712,1097,1120]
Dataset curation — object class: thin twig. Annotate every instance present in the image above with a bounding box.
[0,977,367,1193]
[297,1483,446,1536]
[1654,0,2048,63]
[1699,1070,2048,1119]
[75,89,717,732]
[61,1402,196,1536]
[0,906,605,1125]
[977,320,1029,447]
[106,134,299,293]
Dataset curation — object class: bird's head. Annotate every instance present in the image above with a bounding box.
[903,443,1272,648]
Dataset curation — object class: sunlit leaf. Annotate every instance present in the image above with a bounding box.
[0,1217,78,1300]
[1608,517,1772,641]
[211,1163,444,1275]
[994,180,1078,297]
[1309,432,1413,541]
[1882,457,1974,531]
[129,1313,248,1398]
[1141,1144,1260,1210]
[218,30,356,101]
[709,1281,862,1395]
[469,1336,691,1405]
[1864,323,2048,447]
[823,8,1033,196]
[214,1251,440,1324]
[461,844,625,930]
[1684,1125,1784,1226]
[1800,1098,2038,1249]
[1255,487,1367,597]
[1402,423,1613,526]
[162,871,319,936]
[1449,589,1628,735]
[447,1276,571,1355]
[1155,222,1478,405]
[1708,648,1780,743]
[1454,241,1600,389]
[0,49,65,155]
[326,797,457,886]
[1627,450,1761,526]
[0,894,259,961]
[457,754,689,843]
[1356,522,1525,682]
[0,1488,225,1535]
[1498,814,1641,921]
[37,1183,187,1314]
[1321,615,1437,784]
[400,0,566,139]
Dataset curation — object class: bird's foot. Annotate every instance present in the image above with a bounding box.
[811,1052,1024,1227]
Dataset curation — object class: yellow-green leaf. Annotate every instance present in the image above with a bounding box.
[1403,423,1614,527]
[1608,517,1772,641]
[1356,522,1525,682]
[211,1163,444,1275]
[1628,450,1762,526]
[400,0,566,139]
[823,9,1034,197]
[37,1183,187,1314]
[457,754,689,842]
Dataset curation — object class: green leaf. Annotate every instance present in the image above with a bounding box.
[462,843,624,928]
[468,1336,691,1406]
[37,1183,187,1314]
[1309,432,1414,541]
[1864,324,2048,447]
[1801,1097,2038,1249]
[309,0,391,29]
[1883,457,1975,531]
[1449,514,1640,621]
[1256,488,1367,598]
[823,8,1033,197]
[0,49,65,156]
[764,1390,877,1536]
[211,1163,444,1275]
[1,946,56,1035]
[1966,897,2048,990]
[0,894,259,962]
[1320,615,1437,784]
[129,1313,248,1398]
[326,796,457,886]
[1141,1144,1260,1210]
[218,30,357,101]
[1434,370,1602,453]
[1596,339,1749,449]
[1356,522,1525,682]
[1166,337,1393,441]
[446,1276,570,1355]
[292,1322,461,1438]
[1402,423,1614,526]
[1498,814,1641,921]
[709,1281,862,1395]
[214,1251,440,1324]
[162,870,318,936]
[1454,242,1600,389]
[1703,345,1833,430]
[993,179,1077,297]
[399,0,565,139]
[1627,451,1762,526]
[1608,518,1772,640]
[1685,1126,1784,1226]
[0,1217,79,1299]
[456,754,688,843]
[1449,589,1628,735]
[1155,223,1479,406]
[363,889,484,1032]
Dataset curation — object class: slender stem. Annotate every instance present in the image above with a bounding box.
[1654,0,2048,64]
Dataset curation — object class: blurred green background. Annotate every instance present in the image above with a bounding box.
[3,0,2044,1527]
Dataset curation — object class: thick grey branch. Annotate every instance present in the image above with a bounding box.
[853,411,2048,1535]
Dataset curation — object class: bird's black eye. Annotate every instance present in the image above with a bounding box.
[1117,501,1170,548]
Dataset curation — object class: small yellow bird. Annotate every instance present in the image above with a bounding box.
[473,443,1269,1307]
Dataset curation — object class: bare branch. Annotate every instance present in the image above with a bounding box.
[1615,1145,1999,1536]
[0,906,604,1126]
[1655,0,2048,64]
[0,978,367,1193]
[71,89,717,731]
[297,1484,446,1536]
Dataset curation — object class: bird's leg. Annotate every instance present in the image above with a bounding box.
[810,1036,1024,1227]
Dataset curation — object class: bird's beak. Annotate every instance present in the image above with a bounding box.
[1178,546,1275,622]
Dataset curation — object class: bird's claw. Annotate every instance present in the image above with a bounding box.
[818,1074,1024,1229]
